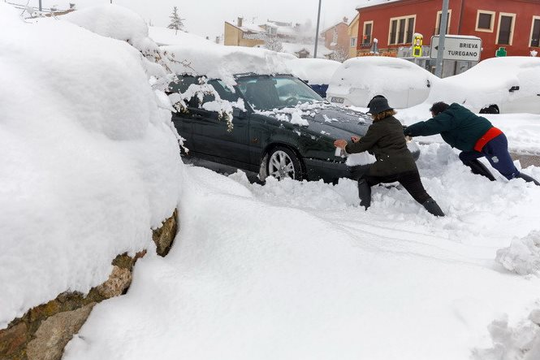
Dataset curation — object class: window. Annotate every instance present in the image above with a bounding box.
[350,37,357,48]
[476,11,495,32]
[497,13,516,45]
[363,21,373,44]
[435,10,452,35]
[531,17,540,47]
[388,16,415,45]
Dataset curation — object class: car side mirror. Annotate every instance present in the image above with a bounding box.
[233,107,247,118]
[509,85,520,92]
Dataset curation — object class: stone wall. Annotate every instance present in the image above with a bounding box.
[0,209,178,360]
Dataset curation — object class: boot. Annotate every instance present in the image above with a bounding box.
[464,159,496,181]
[358,178,372,210]
[515,172,540,186]
[422,198,445,217]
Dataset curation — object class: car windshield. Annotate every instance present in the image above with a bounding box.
[236,75,324,111]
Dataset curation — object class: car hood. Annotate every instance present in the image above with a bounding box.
[256,102,372,138]
[302,105,372,138]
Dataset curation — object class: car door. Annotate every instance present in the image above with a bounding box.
[169,76,198,151]
[189,79,251,166]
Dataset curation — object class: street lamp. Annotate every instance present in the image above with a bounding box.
[314,0,322,58]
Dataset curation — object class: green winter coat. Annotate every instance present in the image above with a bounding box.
[345,115,417,177]
[405,103,493,151]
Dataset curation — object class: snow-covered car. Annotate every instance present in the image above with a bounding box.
[428,56,540,114]
[326,56,437,109]
[165,45,419,183]
[286,58,341,98]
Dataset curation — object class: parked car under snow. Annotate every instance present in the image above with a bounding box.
[428,56,540,114]
[326,56,437,109]
[286,58,341,98]
[165,45,419,183]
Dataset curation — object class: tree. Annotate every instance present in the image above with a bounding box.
[167,6,184,34]
[264,34,283,52]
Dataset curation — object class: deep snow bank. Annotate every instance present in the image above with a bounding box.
[0,4,183,328]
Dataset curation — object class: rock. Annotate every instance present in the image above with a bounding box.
[96,265,132,298]
[26,304,95,360]
[0,322,28,355]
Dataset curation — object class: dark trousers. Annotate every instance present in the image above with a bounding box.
[459,133,518,180]
[363,170,432,204]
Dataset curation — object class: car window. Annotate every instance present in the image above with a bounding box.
[208,79,240,103]
[236,75,323,111]
[168,76,199,107]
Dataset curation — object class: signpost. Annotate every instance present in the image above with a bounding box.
[430,35,482,62]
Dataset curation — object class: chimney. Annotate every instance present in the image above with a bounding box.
[237,17,243,27]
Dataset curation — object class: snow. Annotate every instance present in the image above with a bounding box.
[428,57,540,114]
[0,4,183,328]
[148,26,218,46]
[163,43,294,86]
[2,3,540,360]
[327,56,437,108]
[287,58,341,85]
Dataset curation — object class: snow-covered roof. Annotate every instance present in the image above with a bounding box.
[163,44,294,85]
[280,42,333,58]
[356,0,402,10]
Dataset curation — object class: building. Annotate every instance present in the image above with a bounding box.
[355,0,540,62]
[348,13,360,59]
[224,18,332,58]
[321,17,351,60]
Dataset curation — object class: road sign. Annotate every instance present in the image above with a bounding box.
[430,35,482,61]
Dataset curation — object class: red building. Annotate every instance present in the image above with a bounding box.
[355,0,540,60]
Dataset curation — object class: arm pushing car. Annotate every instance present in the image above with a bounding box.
[404,102,540,186]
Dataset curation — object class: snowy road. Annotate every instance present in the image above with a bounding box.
[63,143,540,360]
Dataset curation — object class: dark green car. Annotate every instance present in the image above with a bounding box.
[169,73,419,183]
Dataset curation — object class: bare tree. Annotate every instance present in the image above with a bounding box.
[264,34,283,52]
[167,6,184,34]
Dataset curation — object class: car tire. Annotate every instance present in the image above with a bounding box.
[261,146,304,181]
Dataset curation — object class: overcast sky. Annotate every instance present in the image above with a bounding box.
[14,0,385,40]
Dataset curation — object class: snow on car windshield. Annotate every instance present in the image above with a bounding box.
[236,75,323,111]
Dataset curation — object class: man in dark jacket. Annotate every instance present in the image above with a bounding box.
[404,102,540,185]
[334,96,444,217]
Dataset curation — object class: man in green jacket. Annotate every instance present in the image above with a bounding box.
[334,96,444,217]
[404,102,540,185]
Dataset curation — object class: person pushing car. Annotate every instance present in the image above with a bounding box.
[334,95,445,217]
[404,102,540,185]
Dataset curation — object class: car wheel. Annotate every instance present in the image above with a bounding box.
[262,146,304,181]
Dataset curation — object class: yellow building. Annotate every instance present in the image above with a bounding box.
[224,18,265,47]
[348,13,359,59]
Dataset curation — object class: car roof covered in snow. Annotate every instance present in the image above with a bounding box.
[162,44,295,85]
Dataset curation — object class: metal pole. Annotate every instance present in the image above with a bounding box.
[39,0,42,11]
[435,0,449,77]
[314,0,322,58]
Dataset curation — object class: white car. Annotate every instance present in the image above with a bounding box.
[286,58,341,98]
[428,56,540,114]
[326,56,437,109]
